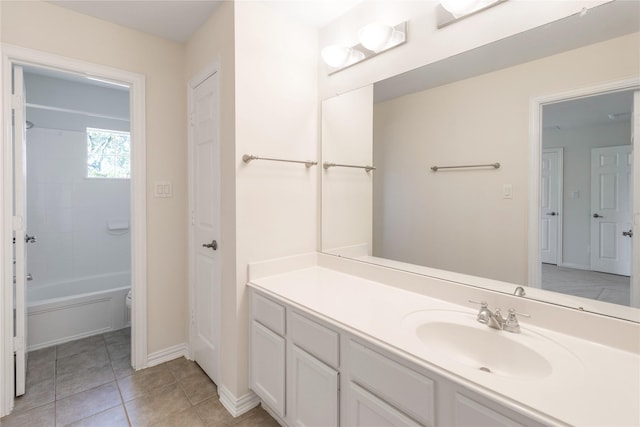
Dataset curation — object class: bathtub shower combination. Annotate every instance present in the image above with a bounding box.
[26,272,130,351]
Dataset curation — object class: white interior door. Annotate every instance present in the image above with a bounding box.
[12,65,27,397]
[540,148,562,265]
[590,145,632,275]
[189,70,220,384]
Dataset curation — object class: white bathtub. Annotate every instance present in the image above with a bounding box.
[26,272,130,351]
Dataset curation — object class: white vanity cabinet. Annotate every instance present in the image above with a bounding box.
[344,338,435,426]
[287,311,340,427]
[249,287,548,427]
[344,337,547,427]
[250,290,340,426]
[250,292,287,418]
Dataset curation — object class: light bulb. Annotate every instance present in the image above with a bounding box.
[440,0,482,18]
[358,23,394,52]
[321,45,352,68]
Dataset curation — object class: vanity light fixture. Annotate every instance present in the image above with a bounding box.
[321,21,407,75]
[437,0,507,28]
[320,45,365,69]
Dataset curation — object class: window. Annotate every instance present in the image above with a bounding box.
[87,127,131,179]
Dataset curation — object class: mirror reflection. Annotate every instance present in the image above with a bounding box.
[321,1,640,320]
[541,90,633,306]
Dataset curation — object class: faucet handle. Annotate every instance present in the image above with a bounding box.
[468,300,488,307]
[502,308,530,333]
[509,308,530,318]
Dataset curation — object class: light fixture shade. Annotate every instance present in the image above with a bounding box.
[440,0,482,17]
[358,23,394,52]
[321,45,353,68]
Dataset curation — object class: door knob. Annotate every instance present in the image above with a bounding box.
[622,230,633,237]
[25,234,36,243]
[593,213,603,218]
[546,212,557,216]
[202,240,218,250]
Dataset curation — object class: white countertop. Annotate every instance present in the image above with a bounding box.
[249,266,640,427]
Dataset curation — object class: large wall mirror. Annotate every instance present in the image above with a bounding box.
[321,1,640,322]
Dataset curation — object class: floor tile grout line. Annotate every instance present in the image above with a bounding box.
[105,331,133,427]
[53,344,57,426]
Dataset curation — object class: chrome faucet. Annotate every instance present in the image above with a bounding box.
[475,301,505,330]
[471,301,528,333]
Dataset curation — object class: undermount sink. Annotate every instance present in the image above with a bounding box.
[402,310,580,380]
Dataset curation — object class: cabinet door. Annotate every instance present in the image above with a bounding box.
[289,345,339,427]
[454,394,525,427]
[251,321,286,417]
[345,382,421,427]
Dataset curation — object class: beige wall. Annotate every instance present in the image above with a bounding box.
[322,85,373,254]
[372,33,640,285]
[185,0,238,396]
[233,1,318,398]
[1,1,187,354]
[544,121,631,269]
[188,0,319,400]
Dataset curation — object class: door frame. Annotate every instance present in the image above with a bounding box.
[187,59,221,381]
[540,147,564,266]
[528,77,640,308]
[0,44,148,416]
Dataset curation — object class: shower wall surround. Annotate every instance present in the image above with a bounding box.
[26,127,131,288]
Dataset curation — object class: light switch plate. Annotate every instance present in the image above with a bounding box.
[154,181,173,198]
[503,184,513,199]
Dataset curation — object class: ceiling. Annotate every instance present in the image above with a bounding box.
[47,0,365,43]
[543,90,634,131]
[374,0,638,131]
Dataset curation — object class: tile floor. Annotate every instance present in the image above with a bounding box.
[0,328,279,427]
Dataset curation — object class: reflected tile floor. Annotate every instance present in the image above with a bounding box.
[542,263,630,306]
[0,329,279,427]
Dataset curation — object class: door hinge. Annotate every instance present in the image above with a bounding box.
[12,336,24,353]
[189,112,196,127]
[190,211,195,226]
[190,310,196,325]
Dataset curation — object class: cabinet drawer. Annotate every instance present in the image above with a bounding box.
[252,291,285,335]
[454,393,525,427]
[290,311,339,368]
[349,340,435,426]
[345,382,421,427]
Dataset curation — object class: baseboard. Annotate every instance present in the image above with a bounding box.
[556,262,591,271]
[146,343,189,367]
[27,327,112,352]
[261,402,286,426]
[218,384,261,417]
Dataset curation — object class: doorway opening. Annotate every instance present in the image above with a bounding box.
[1,45,147,417]
[529,79,639,310]
[541,91,633,305]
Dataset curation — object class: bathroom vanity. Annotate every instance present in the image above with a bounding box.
[248,254,640,427]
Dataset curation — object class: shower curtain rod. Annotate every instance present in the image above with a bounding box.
[26,103,130,122]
